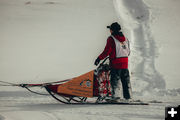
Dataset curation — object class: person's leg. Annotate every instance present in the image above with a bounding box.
[110,68,120,98]
[120,69,131,99]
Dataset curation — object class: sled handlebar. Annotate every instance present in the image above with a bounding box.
[100,57,109,65]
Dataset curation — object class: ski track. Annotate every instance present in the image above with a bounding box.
[113,0,166,95]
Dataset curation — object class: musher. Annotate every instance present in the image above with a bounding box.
[94,22,132,101]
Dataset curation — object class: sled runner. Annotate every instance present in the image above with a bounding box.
[0,58,148,105]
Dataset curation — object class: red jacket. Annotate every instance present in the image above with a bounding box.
[98,34,128,69]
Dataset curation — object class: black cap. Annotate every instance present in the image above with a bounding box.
[107,22,121,32]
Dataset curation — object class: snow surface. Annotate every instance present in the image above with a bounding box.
[143,0,180,89]
[0,0,180,120]
[0,91,179,120]
[0,0,117,85]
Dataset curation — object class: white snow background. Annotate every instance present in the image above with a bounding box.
[0,0,180,120]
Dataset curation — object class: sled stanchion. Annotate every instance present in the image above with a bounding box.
[24,87,49,96]
[45,86,71,104]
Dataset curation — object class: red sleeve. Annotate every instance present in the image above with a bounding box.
[98,37,112,60]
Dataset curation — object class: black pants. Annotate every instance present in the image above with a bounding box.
[110,68,131,99]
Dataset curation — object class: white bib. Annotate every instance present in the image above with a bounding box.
[111,35,130,58]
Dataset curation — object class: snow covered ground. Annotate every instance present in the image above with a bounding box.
[0,0,180,120]
[0,91,179,120]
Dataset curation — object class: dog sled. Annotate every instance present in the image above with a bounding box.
[0,58,148,105]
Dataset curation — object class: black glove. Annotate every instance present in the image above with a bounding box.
[94,57,101,66]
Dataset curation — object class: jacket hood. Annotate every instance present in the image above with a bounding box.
[112,32,125,42]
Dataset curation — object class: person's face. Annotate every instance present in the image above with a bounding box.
[110,30,113,34]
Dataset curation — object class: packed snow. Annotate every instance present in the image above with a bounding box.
[0,0,180,120]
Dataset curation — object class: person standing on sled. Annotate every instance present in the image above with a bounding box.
[94,22,132,101]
